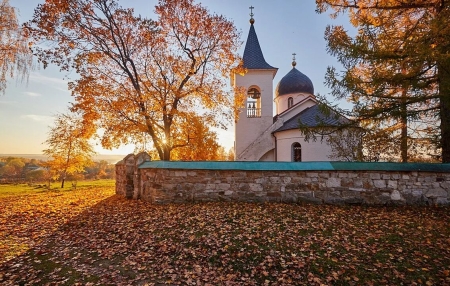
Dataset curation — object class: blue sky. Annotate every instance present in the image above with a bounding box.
[0,0,352,155]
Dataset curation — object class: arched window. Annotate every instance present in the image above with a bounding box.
[288,97,293,108]
[247,86,261,118]
[292,142,302,162]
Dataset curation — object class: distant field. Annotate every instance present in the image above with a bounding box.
[0,154,126,164]
[0,179,115,198]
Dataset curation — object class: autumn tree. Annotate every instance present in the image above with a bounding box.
[27,0,241,161]
[43,112,96,188]
[316,0,450,162]
[0,157,25,177]
[84,160,115,179]
[170,115,224,161]
[25,168,46,183]
[0,0,33,94]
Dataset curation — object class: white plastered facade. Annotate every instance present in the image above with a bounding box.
[234,84,334,162]
[233,18,337,162]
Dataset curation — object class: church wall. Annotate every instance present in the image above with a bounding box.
[275,129,332,161]
[116,156,450,206]
[259,148,275,161]
[275,92,311,115]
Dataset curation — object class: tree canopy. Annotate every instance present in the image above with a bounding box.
[27,0,242,161]
[316,0,450,162]
[0,0,33,94]
[43,112,96,188]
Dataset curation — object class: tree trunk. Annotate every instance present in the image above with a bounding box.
[61,178,65,188]
[400,85,408,163]
[162,145,171,161]
[439,58,450,163]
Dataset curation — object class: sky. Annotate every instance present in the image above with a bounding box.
[0,0,353,155]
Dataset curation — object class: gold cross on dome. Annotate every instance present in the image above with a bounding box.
[249,6,254,18]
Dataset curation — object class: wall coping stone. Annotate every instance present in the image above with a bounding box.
[139,161,450,172]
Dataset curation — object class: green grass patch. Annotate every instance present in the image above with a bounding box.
[0,179,115,198]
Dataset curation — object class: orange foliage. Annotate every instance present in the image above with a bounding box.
[27,0,242,161]
[169,115,225,161]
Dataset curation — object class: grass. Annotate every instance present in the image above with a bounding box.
[0,183,449,285]
[0,179,115,198]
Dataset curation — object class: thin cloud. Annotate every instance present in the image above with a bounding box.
[30,73,67,85]
[0,100,18,105]
[22,114,54,124]
[24,92,41,97]
[29,73,71,94]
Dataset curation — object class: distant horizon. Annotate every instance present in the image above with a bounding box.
[0,153,128,156]
[0,153,128,164]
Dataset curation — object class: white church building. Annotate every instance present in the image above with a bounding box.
[233,13,349,162]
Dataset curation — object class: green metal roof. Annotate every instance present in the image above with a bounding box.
[139,161,450,172]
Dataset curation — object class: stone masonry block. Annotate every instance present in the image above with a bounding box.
[373,180,387,189]
[425,188,447,198]
[269,177,281,183]
[390,190,403,201]
[175,171,187,177]
[326,177,341,188]
[387,180,398,189]
[370,173,381,180]
[217,183,231,190]
[249,183,263,193]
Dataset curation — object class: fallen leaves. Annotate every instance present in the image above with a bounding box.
[0,186,449,285]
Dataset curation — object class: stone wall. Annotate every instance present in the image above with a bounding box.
[116,155,450,206]
[115,152,151,199]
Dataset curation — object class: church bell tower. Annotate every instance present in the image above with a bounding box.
[233,7,278,161]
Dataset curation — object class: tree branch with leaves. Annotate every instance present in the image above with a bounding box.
[0,0,33,94]
[315,0,449,162]
[27,0,241,161]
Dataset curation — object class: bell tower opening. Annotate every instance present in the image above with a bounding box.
[247,86,261,118]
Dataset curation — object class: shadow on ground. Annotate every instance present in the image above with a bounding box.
[1,192,450,285]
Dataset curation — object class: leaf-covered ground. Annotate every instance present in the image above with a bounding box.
[0,186,449,285]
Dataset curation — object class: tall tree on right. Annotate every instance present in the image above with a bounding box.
[316,0,450,162]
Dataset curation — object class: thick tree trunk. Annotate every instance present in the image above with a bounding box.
[439,59,450,163]
[162,145,171,161]
[436,2,450,163]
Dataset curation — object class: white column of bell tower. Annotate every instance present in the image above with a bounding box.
[234,70,275,160]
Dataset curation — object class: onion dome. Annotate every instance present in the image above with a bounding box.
[275,58,314,97]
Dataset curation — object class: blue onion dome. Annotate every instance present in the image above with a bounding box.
[275,61,314,97]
